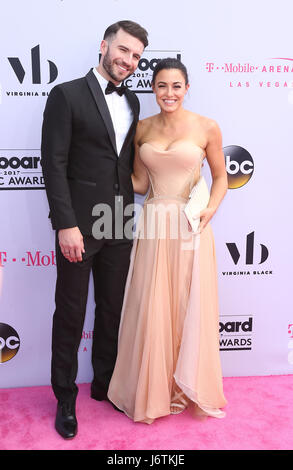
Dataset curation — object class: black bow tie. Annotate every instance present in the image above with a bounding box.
[105,81,127,96]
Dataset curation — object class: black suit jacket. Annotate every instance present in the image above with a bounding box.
[41,69,140,236]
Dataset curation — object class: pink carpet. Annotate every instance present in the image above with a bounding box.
[0,375,292,450]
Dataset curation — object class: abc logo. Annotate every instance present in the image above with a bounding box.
[224,145,254,189]
[0,323,20,363]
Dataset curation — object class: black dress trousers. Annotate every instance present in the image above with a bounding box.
[51,233,132,404]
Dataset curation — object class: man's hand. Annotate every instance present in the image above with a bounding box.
[58,227,85,263]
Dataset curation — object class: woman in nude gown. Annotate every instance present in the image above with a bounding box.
[107,58,228,423]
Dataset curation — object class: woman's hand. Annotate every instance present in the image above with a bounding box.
[197,207,216,233]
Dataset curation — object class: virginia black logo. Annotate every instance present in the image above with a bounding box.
[0,323,20,363]
[224,145,254,189]
[8,45,58,84]
[226,231,269,265]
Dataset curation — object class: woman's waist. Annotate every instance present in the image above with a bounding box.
[144,194,188,205]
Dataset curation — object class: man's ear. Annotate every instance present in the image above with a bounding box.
[100,39,108,57]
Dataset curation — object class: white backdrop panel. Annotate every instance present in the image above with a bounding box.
[0,0,292,387]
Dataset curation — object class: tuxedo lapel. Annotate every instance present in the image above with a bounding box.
[119,88,139,156]
[125,87,139,121]
[85,69,118,155]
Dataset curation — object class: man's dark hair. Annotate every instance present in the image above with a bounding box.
[104,20,148,48]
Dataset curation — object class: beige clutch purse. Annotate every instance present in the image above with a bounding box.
[184,176,210,233]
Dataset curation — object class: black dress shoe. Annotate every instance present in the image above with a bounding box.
[90,386,123,412]
[90,384,107,401]
[55,401,78,439]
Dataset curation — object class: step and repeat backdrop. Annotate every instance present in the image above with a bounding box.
[1,0,292,388]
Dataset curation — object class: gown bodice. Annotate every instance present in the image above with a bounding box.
[139,141,205,200]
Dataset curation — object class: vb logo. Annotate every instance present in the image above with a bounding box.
[226,232,269,265]
[224,145,254,189]
[8,45,58,84]
[0,323,20,363]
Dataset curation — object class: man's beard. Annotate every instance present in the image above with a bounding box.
[102,49,132,83]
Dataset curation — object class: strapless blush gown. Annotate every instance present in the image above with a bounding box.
[107,141,227,423]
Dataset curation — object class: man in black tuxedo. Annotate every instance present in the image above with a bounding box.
[41,20,148,439]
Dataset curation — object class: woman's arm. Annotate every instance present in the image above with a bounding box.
[198,119,228,232]
[131,122,150,195]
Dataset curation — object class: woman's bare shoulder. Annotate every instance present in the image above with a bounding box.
[139,114,160,128]
[136,115,160,143]
[190,112,222,142]
[187,110,219,128]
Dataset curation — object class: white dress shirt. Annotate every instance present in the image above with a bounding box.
[92,67,133,156]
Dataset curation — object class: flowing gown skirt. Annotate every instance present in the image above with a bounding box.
[108,196,227,423]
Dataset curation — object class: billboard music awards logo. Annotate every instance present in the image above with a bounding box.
[224,145,254,189]
[219,315,253,351]
[0,323,20,363]
[4,44,58,99]
[223,231,272,277]
[0,150,44,190]
[124,50,182,93]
